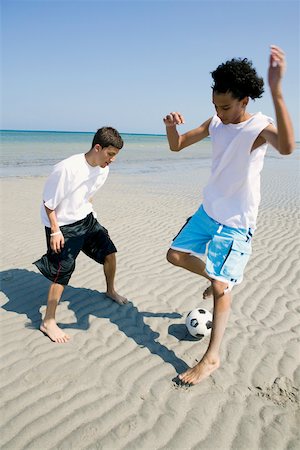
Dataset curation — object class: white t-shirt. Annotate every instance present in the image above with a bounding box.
[203,112,274,230]
[41,153,109,227]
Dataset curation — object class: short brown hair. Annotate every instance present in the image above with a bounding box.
[92,127,123,149]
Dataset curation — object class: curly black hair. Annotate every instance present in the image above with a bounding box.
[211,58,264,100]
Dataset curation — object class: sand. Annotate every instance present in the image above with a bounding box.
[1,156,299,450]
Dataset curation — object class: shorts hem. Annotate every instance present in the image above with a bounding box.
[170,246,205,259]
[206,271,241,291]
[33,261,70,286]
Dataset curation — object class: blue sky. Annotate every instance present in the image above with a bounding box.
[1,0,299,138]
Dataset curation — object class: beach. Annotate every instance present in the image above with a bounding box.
[0,138,300,449]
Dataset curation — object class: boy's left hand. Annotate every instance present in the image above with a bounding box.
[268,45,286,94]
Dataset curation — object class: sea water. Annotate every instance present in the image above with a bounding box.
[0,130,299,178]
[0,130,213,178]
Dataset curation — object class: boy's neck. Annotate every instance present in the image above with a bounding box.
[231,112,252,124]
[85,150,97,167]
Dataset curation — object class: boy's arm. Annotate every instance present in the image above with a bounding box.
[163,112,212,151]
[44,204,64,254]
[260,45,295,155]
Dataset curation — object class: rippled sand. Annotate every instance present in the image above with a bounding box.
[1,156,299,450]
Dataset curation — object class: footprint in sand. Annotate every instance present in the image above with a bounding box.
[250,376,299,407]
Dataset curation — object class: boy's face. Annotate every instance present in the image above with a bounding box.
[212,91,248,124]
[97,145,120,168]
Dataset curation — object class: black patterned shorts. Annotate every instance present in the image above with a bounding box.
[33,213,117,285]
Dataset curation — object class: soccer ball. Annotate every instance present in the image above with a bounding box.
[186,308,213,338]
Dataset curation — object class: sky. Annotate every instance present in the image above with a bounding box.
[1,0,300,138]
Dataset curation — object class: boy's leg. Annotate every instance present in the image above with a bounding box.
[167,249,213,298]
[81,216,128,305]
[167,206,214,298]
[40,282,70,343]
[179,279,231,385]
[103,252,128,305]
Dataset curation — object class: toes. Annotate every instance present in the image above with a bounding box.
[203,285,213,299]
[59,335,70,343]
[179,371,192,384]
[106,293,128,305]
[59,336,69,344]
[179,376,193,386]
[115,298,126,305]
[203,289,213,299]
[41,326,70,343]
[115,297,128,305]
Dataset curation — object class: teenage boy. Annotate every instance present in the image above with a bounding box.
[163,46,295,385]
[34,127,128,343]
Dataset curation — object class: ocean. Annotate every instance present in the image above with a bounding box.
[0,130,299,178]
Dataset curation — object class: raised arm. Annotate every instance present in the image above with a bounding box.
[163,112,212,151]
[260,45,295,155]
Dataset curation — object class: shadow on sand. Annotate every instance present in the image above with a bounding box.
[0,268,188,373]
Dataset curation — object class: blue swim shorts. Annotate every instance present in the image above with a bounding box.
[171,205,253,289]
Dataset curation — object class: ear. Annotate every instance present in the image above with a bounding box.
[241,96,249,108]
[95,144,102,152]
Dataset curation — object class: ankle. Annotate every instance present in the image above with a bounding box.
[43,317,56,326]
[203,353,220,365]
[106,288,116,295]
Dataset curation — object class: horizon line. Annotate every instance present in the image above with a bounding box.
[1,129,299,143]
[0,129,166,137]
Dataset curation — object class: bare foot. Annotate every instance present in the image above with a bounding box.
[106,290,128,305]
[203,284,213,299]
[40,320,70,343]
[178,355,220,385]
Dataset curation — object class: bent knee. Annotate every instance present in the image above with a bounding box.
[212,279,232,297]
[166,249,176,265]
[167,249,186,266]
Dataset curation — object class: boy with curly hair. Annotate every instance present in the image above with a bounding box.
[163,45,295,385]
[34,127,128,343]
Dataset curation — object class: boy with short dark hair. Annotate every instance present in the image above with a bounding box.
[34,126,127,343]
[163,46,295,385]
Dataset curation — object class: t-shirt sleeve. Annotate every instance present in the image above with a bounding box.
[43,164,70,210]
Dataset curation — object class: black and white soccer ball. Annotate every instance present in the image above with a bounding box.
[186,308,213,338]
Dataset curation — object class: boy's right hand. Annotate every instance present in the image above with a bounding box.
[163,112,185,127]
[50,234,65,253]
[268,45,286,95]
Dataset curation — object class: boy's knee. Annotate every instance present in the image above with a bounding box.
[167,249,179,265]
[212,279,231,298]
[104,252,116,263]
